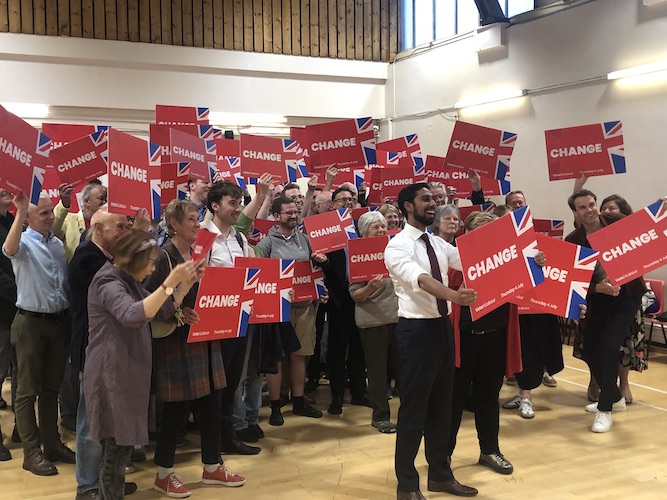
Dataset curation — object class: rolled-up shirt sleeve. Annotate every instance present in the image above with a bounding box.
[385,240,428,293]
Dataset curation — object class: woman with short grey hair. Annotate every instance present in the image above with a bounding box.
[430,204,461,244]
[348,211,399,433]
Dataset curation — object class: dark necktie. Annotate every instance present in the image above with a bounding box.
[420,233,449,318]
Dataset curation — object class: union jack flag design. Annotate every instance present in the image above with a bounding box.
[510,206,535,237]
[566,246,599,319]
[338,208,358,240]
[355,117,374,134]
[206,140,216,156]
[244,268,261,291]
[208,163,218,183]
[604,121,626,173]
[645,199,667,223]
[148,142,161,166]
[362,139,377,165]
[30,167,46,205]
[279,258,294,321]
[237,299,253,338]
[94,125,109,133]
[90,129,108,148]
[280,259,295,280]
[498,178,511,195]
[385,151,402,166]
[196,108,210,122]
[177,162,190,178]
[36,132,52,157]
[177,182,188,201]
[521,240,545,289]
[149,179,161,219]
[353,169,365,188]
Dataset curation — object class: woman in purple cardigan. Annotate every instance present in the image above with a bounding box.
[84,229,199,500]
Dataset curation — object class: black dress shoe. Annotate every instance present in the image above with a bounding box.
[478,452,513,474]
[124,482,138,495]
[427,478,478,497]
[328,397,343,415]
[293,402,323,418]
[45,442,76,464]
[249,423,264,439]
[396,487,426,499]
[350,394,372,407]
[220,438,261,455]
[23,451,58,476]
[0,442,11,461]
[236,427,259,443]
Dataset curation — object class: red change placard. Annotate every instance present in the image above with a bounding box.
[376,134,423,168]
[49,130,108,188]
[239,134,307,183]
[366,164,427,205]
[247,218,276,247]
[214,138,240,161]
[304,117,376,171]
[155,104,209,125]
[191,228,217,262]
[533,219,565,239]
[215,157,246,189]
[170,128,209,182]
[189,266,256,342]
[107,129,160,217]
[234,257,293,323]
[0,105,52,202]
[150,124,221,162]
[445,121,515,182]
[303,208,358,254]
[587,199,667,286]
[42,123,110,149]
[160,162,189,209]
[290,127,311,168]
[456,206,545,320]
[291,260,326,302]
[545,121,625,181]
[511,234,599,319]
[347,235,390,283]
[424,155,510,198]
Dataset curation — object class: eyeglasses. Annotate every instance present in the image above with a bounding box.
[333,197,353,204]
[280,211,300,216]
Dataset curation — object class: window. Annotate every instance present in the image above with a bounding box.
[401,0,535,51]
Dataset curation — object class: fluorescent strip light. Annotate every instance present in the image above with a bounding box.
[607,60,667,80]
[1,102,49,119]
[208,112,287,124]
[454,89,525,109]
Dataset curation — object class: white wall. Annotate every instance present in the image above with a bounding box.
[0,32,387,129]
[385,0,667,283]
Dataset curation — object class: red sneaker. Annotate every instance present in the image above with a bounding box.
[201,464,246,487]
[153,472,191,498]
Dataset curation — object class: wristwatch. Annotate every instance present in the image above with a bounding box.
[161,284,174,296]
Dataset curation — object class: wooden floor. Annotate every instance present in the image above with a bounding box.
[3,347,667,499]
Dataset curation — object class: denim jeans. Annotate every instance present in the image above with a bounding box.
[76,376,103,493]
[232,329,263,430]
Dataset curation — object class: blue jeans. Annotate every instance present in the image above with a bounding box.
[76,376,103,493]
[232,329,263,430]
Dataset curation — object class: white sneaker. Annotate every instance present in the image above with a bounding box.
[585,397,626,413]
[519,398,535,419]
[591,411,612,433]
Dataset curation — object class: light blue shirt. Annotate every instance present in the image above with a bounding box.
[2,227,70,313]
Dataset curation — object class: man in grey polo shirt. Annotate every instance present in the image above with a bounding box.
[3,190,74,476]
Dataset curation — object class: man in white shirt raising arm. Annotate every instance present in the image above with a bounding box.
[384,183,478,500]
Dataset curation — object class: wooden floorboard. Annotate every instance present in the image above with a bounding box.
[2,349,667,498]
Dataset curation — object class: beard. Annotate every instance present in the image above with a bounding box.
[413,210,434,227]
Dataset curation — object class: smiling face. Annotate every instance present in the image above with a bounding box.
[27,196,55,236]
[384,210,400,230]
[212,195,242,227]
[366,220,387,237]
[275,201,299,232]
[170,207,200,245]
[572,195,600,230]
[601,200,620,216]
[405,188,436,228]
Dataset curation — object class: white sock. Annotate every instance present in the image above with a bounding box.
[158,466,174,479]
[204,463,220,473]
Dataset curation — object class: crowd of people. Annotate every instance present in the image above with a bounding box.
[0,163,661,500]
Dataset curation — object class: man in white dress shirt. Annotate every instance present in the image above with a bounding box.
[384,183,478,499]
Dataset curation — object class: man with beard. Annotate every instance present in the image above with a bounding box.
[384,183,478,499]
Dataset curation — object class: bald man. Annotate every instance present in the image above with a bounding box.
[69,207,136,499]
[3,192,73,476]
